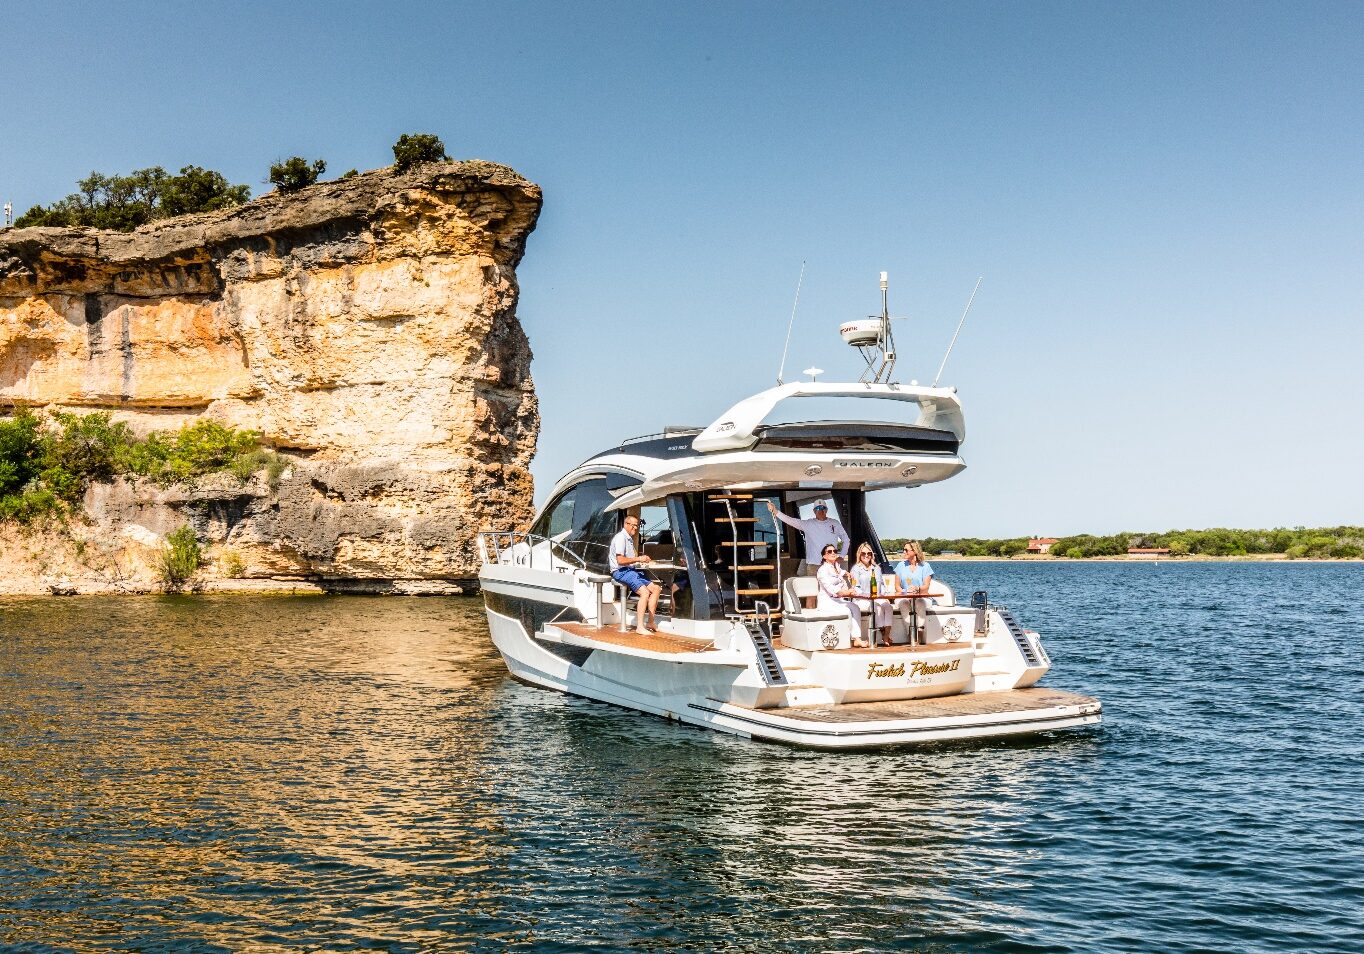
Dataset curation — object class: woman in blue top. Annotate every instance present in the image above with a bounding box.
[892,541,935,645]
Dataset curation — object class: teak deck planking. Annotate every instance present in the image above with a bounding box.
[552,622,715,654]
[762,687,1101,722]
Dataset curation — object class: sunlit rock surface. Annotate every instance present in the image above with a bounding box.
[0,161,541,593]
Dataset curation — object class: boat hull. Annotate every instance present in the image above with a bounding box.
[486,607,1101,749]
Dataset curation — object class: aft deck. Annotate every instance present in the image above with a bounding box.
[551,622,715,654]
[745,686,1101,721]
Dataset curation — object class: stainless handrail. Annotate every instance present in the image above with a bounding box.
[476,530,588,571]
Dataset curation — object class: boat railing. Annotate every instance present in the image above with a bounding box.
[477,531,588,572]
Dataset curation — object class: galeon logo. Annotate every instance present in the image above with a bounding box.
[833,460,896,469]
[820,625,840,649]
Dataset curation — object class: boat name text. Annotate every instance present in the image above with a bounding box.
[867,659,961,679]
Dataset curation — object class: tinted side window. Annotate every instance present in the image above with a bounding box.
[565,479,617,570]
[531,486,578,540]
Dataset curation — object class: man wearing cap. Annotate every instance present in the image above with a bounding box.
[765,499,848,575]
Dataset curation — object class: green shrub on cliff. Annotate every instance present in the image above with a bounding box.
[0,410,70,523]
[392,133,447,171]
[230,448,288,488]
[124,420,262,483]
[15,166,250,231]
[0,411,48,498]
[159,524,203,592]
[269,156,326,192]
[0,411,280,525]
[44,412,139,483]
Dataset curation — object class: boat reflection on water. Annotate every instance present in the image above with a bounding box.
[488,672,1102,945]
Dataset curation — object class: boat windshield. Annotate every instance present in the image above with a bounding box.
[528,477,618,570]
[757,395,925,428]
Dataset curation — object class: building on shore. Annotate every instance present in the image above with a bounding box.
[1028,537,1060,554]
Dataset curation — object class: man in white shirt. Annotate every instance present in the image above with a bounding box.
[608,514,663,635]
[765,499,849,575]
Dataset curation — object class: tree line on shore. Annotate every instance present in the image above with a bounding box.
[883,528,1364,560]
[12,133,448,230]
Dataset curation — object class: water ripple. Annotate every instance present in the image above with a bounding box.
[1,566,1363,951]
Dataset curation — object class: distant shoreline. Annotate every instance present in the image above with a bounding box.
[930,554,1364,563]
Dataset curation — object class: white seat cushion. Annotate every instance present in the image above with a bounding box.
[782,576,820,614]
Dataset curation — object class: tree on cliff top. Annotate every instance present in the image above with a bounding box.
[269,156,326,193]
[14,165,250,231]
[392,133,447,171]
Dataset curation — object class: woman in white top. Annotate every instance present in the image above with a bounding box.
[849,542,894,646]
[815,543,866,648]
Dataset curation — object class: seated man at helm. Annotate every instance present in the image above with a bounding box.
[608,514,663,635]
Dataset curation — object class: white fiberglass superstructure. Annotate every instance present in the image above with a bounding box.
[478,282,1100,748]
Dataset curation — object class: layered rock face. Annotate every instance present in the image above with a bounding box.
[0,162,540,592]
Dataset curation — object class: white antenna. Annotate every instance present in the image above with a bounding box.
[932,276,983,387]
[776,260,806,385]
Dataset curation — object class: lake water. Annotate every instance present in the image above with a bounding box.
[1,562,1361,952]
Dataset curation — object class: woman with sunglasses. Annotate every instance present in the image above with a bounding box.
[816,542,866,648]
[850,542,893,646]
[892,541,936,645]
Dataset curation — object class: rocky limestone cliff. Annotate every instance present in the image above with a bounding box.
[0,161,540,594]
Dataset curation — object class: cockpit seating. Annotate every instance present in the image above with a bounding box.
[780,577,854,650]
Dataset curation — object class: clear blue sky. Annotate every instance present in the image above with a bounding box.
[4,1,1361,537]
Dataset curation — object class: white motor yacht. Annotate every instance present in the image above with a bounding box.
[478,279,1101,748]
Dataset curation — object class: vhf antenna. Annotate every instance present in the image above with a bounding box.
[776,260,806,385]
[932,276,983,387]
[878,270,896,382]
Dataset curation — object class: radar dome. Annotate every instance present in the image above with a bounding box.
[840,318,882,347]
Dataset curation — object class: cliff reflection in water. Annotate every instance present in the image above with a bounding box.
[3,565,1362,953]
[0,596,515,949]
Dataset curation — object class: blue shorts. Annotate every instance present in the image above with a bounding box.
[611,567,652,593]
